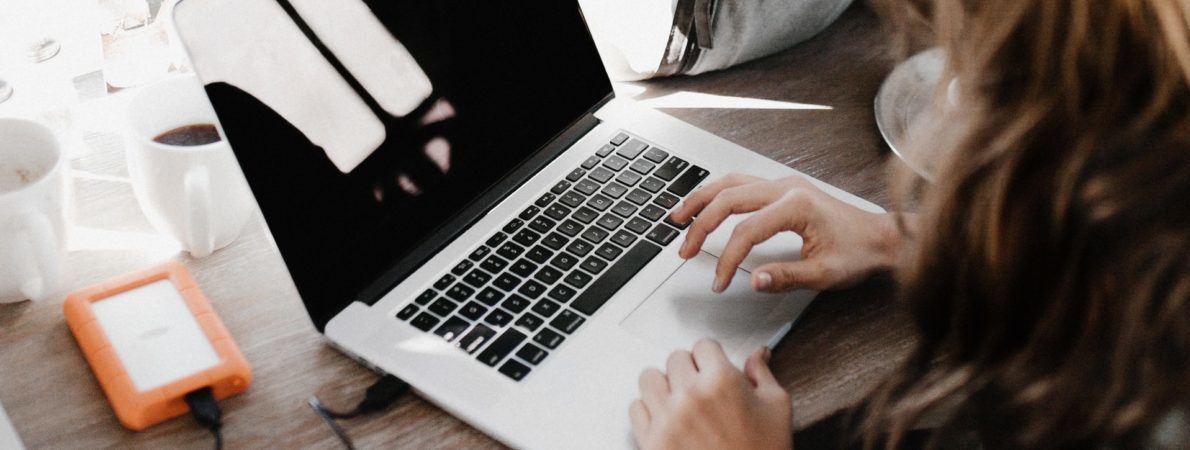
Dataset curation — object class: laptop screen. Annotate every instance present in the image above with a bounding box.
[201,0,612,329]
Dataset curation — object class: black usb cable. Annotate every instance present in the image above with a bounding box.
[308,374,411,449]
[184,387,223,450]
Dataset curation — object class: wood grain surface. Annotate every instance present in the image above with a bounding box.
[0,4,916,449]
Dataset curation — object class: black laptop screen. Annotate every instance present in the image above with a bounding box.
[204,1,612,328]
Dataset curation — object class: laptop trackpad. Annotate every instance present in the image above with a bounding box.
[620,252,799,361]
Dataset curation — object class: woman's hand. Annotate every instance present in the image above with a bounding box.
[630,339,793,450]
[669,173,905,293]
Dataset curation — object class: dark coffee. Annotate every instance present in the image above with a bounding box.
[153,124,221,146]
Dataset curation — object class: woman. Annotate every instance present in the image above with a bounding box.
[629,0,1190,447]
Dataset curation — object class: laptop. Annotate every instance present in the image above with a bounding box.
[173,0,882,447]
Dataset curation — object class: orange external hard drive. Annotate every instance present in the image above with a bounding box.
[63,261,251,430]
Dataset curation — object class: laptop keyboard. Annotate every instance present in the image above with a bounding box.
[394,131,708,381]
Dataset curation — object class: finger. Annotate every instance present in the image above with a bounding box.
[751,260,826,292]
[670,173,762,223]
[638,368,670,414]
[665,350,698,390]
[714,194,813,292]
[743,347,779,388]
[629,399,651,443]
[690,339,733,375]
[680,184,780,259]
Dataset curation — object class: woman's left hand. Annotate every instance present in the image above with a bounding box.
[630,339,793,450]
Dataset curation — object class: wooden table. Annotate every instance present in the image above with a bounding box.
[0,4,916,448]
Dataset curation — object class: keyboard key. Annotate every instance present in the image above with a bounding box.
[497,241,526,260]
[596,144,615,157]
[502,219,524,234]
[640,204,666,221]
[616,139,648,160]
[544,204,571,221]
[612,201,638,218]
[572,207,599,224]
[602,155,629,171]
[566,168,586,182]
[667,166,710,196]
[430,298,459,316]
[616,171,642,186]
[597,214,624,231]
[478,329,527,367]
[460,301,488,320]
[468,246,492,261]
[518,280,547,299]
[559,192,585,208]
[535,193,556,208]
[654,192,680,209]
[486,232,507,247]
[411,313,441,331]
[581,156,601,169]
[589,167,615,183]
[476,287,505,306]
[517,343,549,365]
[558,219,583,237]
[564,270,593,289]
[610,132,630,146]
[502,295,530,313]
[643,147,669,163]
[480,255,509,273]
[626,189,651,206]
[566,239,594,257]
[551,180,571,195]
[654,157,689,181]
[646,223,681,245]
[519,206,540,221]
[534,328,566,349]
[664,215,692,230]
[587,194,613,211]
[574,179,600,195]
[529,217,556,233]
[550,252,579,270]
[550,310,586,334]
[580,256,609,274]
[597,243,624,260]
[484,309,515,327]
[458,324,496,354]
[601,182,629,199]
[434,316,470,341]
[494,273,522,291]
[542,232,569,250]
[625,217,652,234]
[513,229,541,246]
[499,359,531,381]
[640,177,666,193]
[571,242,663,315]
[463,270,492,287]
[450,260,473,276]
[434,274,456,290]
[535,266,564,284]
[509,259,538,278]
[446,284,475,301]
[547,285,577,303]
[582,226,610,243]
[415,289,436,305]
[516,313,545,331]
[629,159,656,174]
[611,230,638,247]
[532,299,562,318]
[396,304,419,320]
[526,245,554,264]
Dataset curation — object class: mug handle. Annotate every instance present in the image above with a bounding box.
[184,166,216,258]
[17,212,60,301]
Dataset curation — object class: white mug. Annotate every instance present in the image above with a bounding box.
[0,119,68,303]
[125,75,254,258]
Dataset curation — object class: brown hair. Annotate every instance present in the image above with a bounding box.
[862,0,1190,447]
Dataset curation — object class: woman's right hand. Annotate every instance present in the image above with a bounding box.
[669,173,906,293]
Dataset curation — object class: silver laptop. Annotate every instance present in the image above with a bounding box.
[174,0,881,447]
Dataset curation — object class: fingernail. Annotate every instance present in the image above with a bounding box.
[754,272,772,290]
[712,278,725,293]
[763,347,772,362]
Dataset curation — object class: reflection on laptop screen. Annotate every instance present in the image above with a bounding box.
[205,0,612,329]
